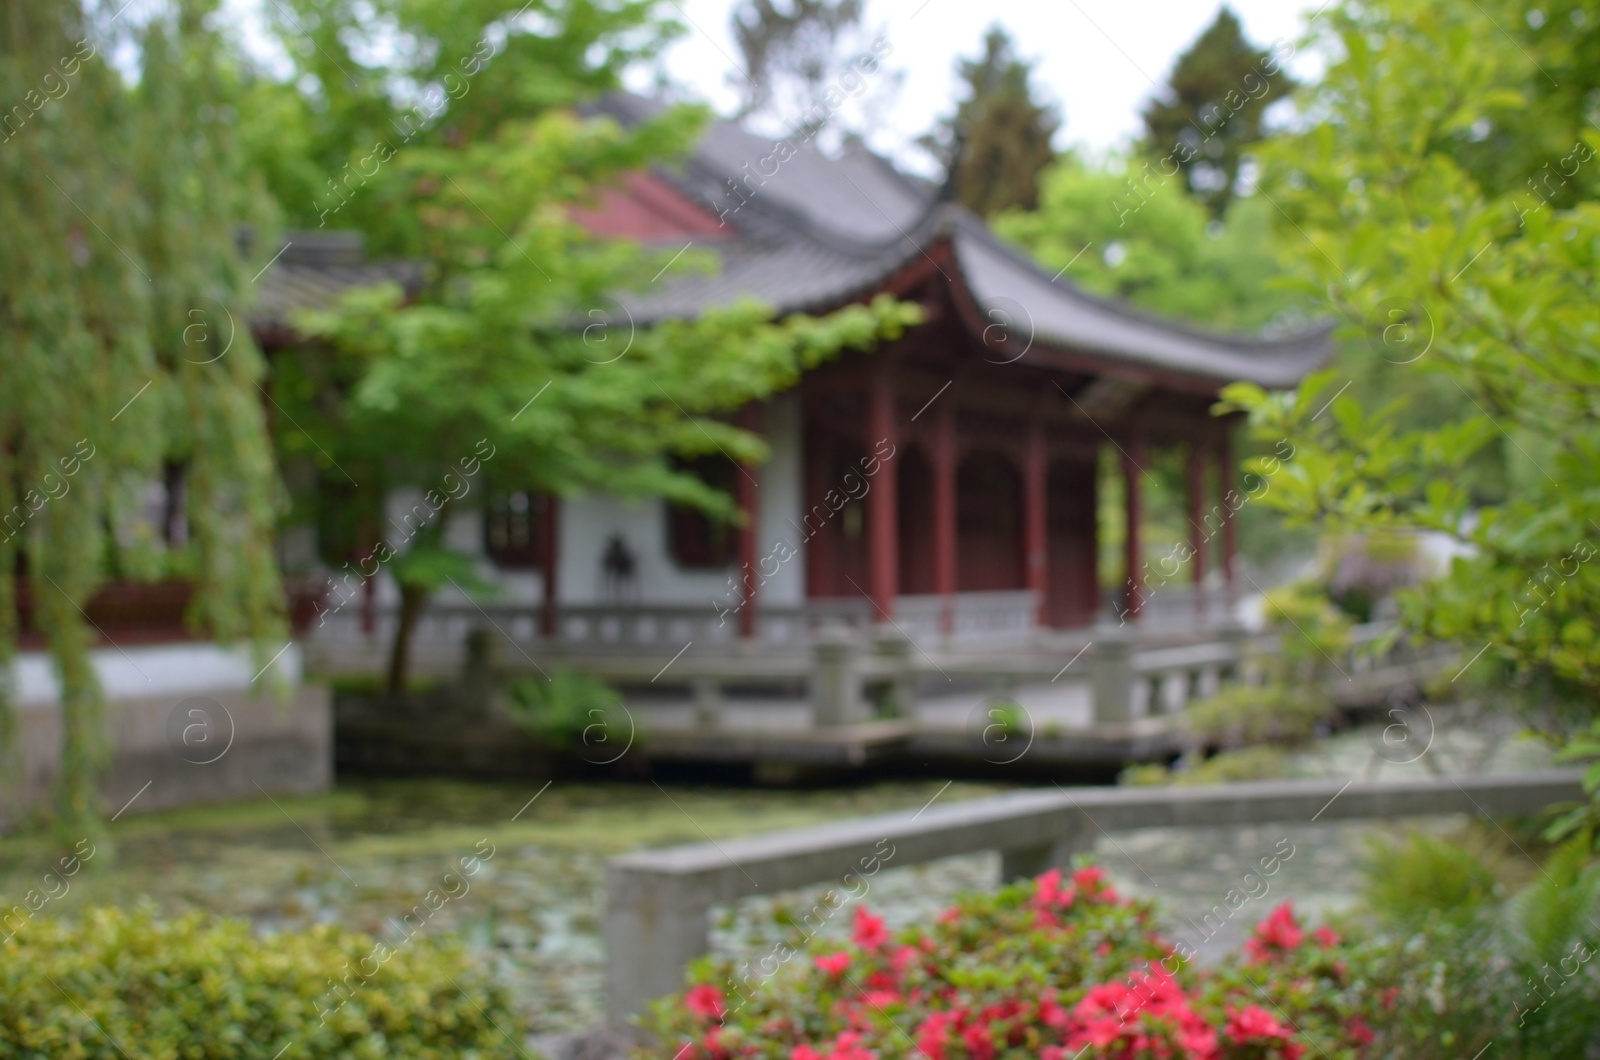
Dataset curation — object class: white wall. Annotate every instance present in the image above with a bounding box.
[556,393,808,608]
[755,393,806,606]
[12,642,302,707]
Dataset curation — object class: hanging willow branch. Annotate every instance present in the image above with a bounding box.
[0,0,284,831]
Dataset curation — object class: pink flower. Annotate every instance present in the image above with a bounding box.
[824,1031,876,1060]
[791,1047,822,1060]
[853,906,891,949]
[960,1022,996,1060]
[1246,903,1306,962]
[1033,868,1063,906]
[1346,1016,1375,1045]
[1313,925,1341,948]
[685,984,726,1020]
[1225,1004,1293,1042]
[815,951,852,978]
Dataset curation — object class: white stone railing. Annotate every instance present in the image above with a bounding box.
[604,771,1583,1024]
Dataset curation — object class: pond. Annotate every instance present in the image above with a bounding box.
[0,712,1554,1035]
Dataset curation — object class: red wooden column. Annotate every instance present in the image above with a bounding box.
[736,404,762,638]
[1187,443,1209,618]
[1024,417,1049,628]
[866,369,899,619]
[1121,439,1146,622]
[933,402,958,634]
[539,494,560,637]
[1218,430,1238,607]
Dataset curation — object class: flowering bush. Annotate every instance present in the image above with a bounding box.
[644,866,1384,1060]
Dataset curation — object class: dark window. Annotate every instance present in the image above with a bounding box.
[667,456,738,569]
[485,490,549,569]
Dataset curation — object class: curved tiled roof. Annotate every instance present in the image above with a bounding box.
[596,94,1329,389]
[252,233,424,339]
[254,98,1329,389]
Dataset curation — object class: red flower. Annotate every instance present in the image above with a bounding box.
[823,1032,876,1060]
[1225,1004,1293,1042]
[853,906,891,949]
[1072,866,1105,891]
[915,1012,959,1060]
[960,1022,996,1060]
[1312,925,1341,948]
[1246,903,1306,962]
[1346,1016,1375,1045]
[1033,868,1063,906]
[1381,985,1400,1010]
[685,984,726,1020]
[815,951,852,978]
[790,1047,821,1060]
[860,990,901,1010]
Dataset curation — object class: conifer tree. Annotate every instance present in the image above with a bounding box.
[923,25,1058,218]
[1139,6,1294,218]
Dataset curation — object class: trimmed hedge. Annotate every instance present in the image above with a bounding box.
[0,906,527,1059]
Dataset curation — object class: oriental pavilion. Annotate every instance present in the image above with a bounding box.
[257,95,1329,656]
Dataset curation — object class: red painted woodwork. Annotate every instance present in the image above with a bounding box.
[1024,417,1048,625]
[15,578,327,648]
[896,446,936,595]
[539,494,560,636]
[1046,459,1099,628]
[957,450,1025,591]
[1122,440,1147,621]
[569,172,731,242]
[1187,443,1209,615]
[933,403,957,633]
[866,370,899,617]
[801,429,873,599]
[736,405,761,638]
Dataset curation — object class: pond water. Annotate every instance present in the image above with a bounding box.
[0,712,1555,1034]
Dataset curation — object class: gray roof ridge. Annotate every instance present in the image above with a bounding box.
[935,206,1334,356]
[653,149,941,264]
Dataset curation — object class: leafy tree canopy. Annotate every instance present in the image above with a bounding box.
[1227,0,1600,761]
[251,0,921,690]
[993,156,1300,332]
[729,0,894,142]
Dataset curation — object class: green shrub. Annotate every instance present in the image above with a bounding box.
[1351,833,1600,1058]
[1185,684,1330,748]
[505,670,628,751]
[1360,829,1502,929]
[0,905,527,1059]
[1119,747,1291,787]
[1178,746,1292,785]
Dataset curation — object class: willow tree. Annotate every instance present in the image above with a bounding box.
[0,0,284,831]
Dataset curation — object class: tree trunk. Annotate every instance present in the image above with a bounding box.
[386,584,430,695]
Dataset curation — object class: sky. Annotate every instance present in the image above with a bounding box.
[629,0,1328,173]
[218,0,1328,175]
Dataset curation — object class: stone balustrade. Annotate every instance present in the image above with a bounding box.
[604,771,1582,1025]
